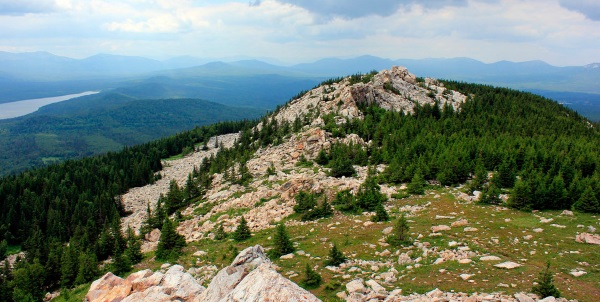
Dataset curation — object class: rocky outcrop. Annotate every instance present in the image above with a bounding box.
[197,245,271,301]
[86,265,204,302]
[86,246,320,302]
[218,263,320,302]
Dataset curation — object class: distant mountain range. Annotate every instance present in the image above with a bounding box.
[1,52,599,120]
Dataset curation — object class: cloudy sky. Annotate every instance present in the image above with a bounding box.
[0,0,598,66]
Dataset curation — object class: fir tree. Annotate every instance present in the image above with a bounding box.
[75,251,98,285]
[233,216,251,241]
[572,186,600,213]
[315,148,329,165]
[11,259,45,302]
[532,262,561,298]
[301,263,322,289]
[124,226,143,265]
[371,203,389,222]
[387,213,410,246]
[324,243,346,267]
[356,168,387,211]
[293,191,317,214]
[407,169,425,195]
[479,182,502,205]
[155,218,186,261]
[507,179,532,210]
[111,240,130,276]
[270,223,295,258]
[214,224,227,240]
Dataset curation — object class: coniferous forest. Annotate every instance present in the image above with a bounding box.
[1,78,600,300]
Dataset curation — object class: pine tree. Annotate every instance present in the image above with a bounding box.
[75,251,98,285]
[407,169,425,195]
[270,223,295,258]
[507,179,532,210]
[324,243,346,267]
[356,168,387,211]
[387,213,410,246]
[315,148,329,165]
[572,186,600,213]
[124,226,143,265]
[12,259,45,302]
[479,182,502,205]
[372,203,389,222]
[111,240,130,276]
[155,218,186,261]
[233,216,251,241]
[301,263,322,289]
[532,262,561,298]
[214,224,227,240]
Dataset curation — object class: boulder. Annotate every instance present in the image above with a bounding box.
[514,293,535,302]
[575,232,600,245]
[494,261,522,269]
[479,256,502,261]
[365,279,386,293]
[219,263,320,302]
[451,219,468,227]
[196,245,270,302]
[86,272,132,302]
[431,225,451,232]
[161,265,204,300]
[346,278,366,294]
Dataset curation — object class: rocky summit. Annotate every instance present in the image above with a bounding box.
[80,66,599,302]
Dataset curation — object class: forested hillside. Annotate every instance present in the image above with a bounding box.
[1,68,599,301]
[0,96,264,175]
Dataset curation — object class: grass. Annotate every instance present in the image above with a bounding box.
[71,187,599,301]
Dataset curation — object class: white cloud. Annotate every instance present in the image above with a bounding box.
[0,0,597,65]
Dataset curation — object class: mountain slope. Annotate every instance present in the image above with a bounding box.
[1,66,599,302]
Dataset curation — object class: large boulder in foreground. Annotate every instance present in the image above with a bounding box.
[195,245,320,302]
[86,245,320,302]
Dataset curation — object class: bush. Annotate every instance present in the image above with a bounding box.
[386,213,411,246]
[532,262,561,298]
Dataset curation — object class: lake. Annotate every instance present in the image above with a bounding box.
[0,91,99,119]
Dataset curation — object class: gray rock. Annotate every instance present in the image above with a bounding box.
[197,245,270,302]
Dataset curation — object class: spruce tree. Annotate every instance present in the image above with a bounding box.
[371,203,389,222]
[407,169,425,195]
[387,213,410,246]
[75,251,98,285]
[572,186,600,213]
[214,224,227,240]
[324,243,346,267]
[233,216,251,241]
[507,179,532,210]
[155,218,186,261]
[301,263,322,289]
[270,223,295,258]
[111,240,130,276]
[124,226,143,264]
[532,262,561,298]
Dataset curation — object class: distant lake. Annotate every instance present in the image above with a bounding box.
[0,91,99,119]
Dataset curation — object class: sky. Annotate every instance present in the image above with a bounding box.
[0,0,599,66]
